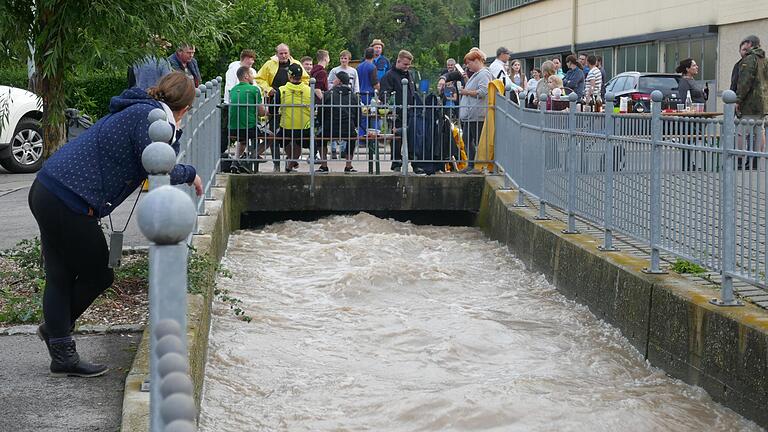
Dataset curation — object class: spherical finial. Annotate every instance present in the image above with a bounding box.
[198,84,206,94]
[149,120,174,143]
[142,142,177,175]
[157,352,189,377]
[154,319,183,339]
[568,92,577,102]
[722,90,738,104]
[401,78,409,85]
[309,77,316,85]
[205,81,213,90]
[195,87,201,97]
[651,90,663,102]
[216,76,222,83]
[148,108,167,123]
[540,93,549,102]
[137,186,196,245]
[156,334,185,358]
[160,372,194,398]
[160,393,196,424]
[164,420,196,432]
[211,79,220,87]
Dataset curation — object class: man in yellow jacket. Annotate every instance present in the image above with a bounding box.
[255,43,309,97]
[255,43,309,170]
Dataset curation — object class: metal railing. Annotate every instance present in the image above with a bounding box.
[177,77,222,217]
[222,78,492,181]
[495,89,768,305]
[139,111,202,431]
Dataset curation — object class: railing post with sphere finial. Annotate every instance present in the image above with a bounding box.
[139,124,198,431]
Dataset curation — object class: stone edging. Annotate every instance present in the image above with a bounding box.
[120,176,232,432]
[0,324,145,336]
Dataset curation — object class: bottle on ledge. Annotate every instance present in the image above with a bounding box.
[595,94,603,113]
[685,90,692,112]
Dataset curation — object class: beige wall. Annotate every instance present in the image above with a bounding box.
[480,0,768,55]
[715,18,768,109]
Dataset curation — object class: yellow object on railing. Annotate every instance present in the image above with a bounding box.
[445,125,469,172]
[475,79,506,173]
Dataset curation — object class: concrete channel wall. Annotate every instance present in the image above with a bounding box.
[477,176,768,428]
[121,173,768,430]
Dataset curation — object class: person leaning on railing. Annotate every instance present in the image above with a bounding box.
[28,72,203,378]
[456,49,493,172]
[318,71,361,173]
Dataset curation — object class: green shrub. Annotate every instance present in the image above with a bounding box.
[0,68,28,89]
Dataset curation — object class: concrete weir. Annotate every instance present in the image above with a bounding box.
[120,173,768,430]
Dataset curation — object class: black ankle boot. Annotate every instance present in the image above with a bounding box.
[49,340,108,378]
[37,323,76,355]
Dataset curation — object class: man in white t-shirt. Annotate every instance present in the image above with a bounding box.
[224,49,257,102]
[488,47,522,95]
[328,50,360,94]
[585,54,602,99]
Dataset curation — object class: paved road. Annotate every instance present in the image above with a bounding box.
[0,167,148,251]
[0,332,139,432]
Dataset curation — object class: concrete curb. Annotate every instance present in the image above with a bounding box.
[120,176,232,432]
[477,176,768,428]
[0,324,145,336]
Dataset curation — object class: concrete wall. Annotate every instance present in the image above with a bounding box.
[477,176,768,428]
[234,174,486,213]
[715,18,768,107]
[480,0,768,55]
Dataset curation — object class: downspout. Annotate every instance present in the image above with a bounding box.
[571,0,578,54]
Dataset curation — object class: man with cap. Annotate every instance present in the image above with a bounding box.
[371,39,391,82]
[318,71,361,173]
[275,63,312,173]
[489,46,522,96]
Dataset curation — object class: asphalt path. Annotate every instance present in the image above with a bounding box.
[0,332,139,432]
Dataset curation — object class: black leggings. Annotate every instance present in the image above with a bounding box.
[28,180,114,338]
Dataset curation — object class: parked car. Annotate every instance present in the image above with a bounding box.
[604,72,683,112]
[0,85,43,173]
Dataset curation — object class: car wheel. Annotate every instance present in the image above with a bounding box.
[0,118,44,173]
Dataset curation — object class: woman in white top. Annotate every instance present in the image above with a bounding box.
[328,50,360,94]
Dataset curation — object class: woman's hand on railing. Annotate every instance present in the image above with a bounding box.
[192,175,203,196]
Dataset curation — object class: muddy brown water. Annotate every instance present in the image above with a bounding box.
[199,214,761,432]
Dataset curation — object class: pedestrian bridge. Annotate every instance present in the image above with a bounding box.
[126,78,768,431]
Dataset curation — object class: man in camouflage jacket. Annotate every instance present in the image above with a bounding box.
[736,35,768,118]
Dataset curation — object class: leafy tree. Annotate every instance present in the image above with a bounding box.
[0,0,225,158]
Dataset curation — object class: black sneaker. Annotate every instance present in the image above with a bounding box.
[317,166,329,173]
[391,164,402,172]
[344,166,357,173]
[412,167,427,176]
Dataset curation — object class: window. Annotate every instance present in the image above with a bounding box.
[480,0,543,17]
[664,37,716,80]
[580,48,614,81]
[617,43,658,74]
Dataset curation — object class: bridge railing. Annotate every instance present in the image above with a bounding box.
[221,78,493,180]
[139,111,201,431]
[177,76,223,217]
[495,89,768,306]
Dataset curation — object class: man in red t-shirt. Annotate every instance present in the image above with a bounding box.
[310,49,330,103]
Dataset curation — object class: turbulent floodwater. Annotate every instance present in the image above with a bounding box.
[198,213,761,432]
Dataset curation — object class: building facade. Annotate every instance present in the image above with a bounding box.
[480,0,768,109]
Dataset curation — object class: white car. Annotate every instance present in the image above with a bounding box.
[0,85,43,173]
